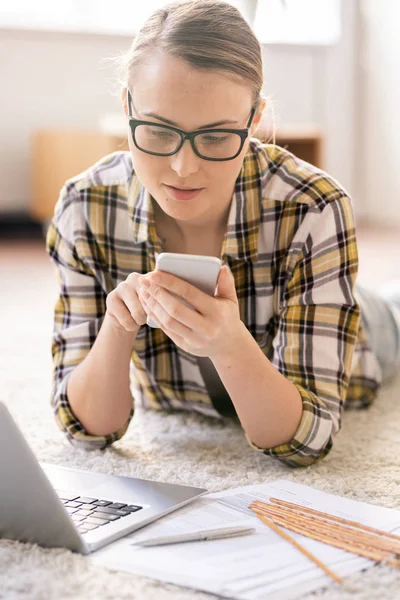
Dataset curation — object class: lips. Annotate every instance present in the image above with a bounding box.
[167,185,202,191]
[164,184,204,201]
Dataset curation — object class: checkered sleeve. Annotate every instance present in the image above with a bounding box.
[247,195,361,468]
[46,184,133,449]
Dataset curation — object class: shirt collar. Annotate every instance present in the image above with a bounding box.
[128,173,162,254]
[221,141,262,263]
[128,139,263,263]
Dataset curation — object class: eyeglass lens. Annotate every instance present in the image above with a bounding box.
[134,124,243,159]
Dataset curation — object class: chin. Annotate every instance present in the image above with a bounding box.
[160,197,205,220]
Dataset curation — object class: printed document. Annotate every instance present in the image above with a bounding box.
[91,479,400,600]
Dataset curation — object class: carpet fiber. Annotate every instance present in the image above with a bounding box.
[1,243,400,600]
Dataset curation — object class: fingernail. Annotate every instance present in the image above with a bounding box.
[225,264,233,275]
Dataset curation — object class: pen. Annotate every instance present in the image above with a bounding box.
[133,525,255,547]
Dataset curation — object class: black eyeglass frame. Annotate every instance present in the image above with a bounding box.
[126,89,258,162]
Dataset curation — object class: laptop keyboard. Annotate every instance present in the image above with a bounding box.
[55,490,143,535]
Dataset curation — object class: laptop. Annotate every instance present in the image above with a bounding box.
[0,402,207,555]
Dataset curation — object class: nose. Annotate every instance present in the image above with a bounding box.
[169,139,200,178]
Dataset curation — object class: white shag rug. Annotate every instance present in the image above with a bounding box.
[1,245,400,600]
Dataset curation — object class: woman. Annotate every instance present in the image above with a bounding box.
[46,0,400,468]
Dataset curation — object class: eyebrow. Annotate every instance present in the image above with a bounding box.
[140,110,239,129]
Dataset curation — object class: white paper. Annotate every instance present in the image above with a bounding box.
[91,479,400,600]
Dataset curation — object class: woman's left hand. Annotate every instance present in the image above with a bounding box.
[138,265,245,359]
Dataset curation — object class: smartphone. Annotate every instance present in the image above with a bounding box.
[146,252,222,328]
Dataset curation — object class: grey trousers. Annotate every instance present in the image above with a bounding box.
[355,282,400,384]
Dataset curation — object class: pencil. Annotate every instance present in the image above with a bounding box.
[252,510,343,585]
[251,502,400,556]
[251,505,400,566]
[250,500,400,569]
[269,497,400,545]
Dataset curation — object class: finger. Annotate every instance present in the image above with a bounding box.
[140,288,195,338]
[150,285,207,330]
[107,291,144,330]
[119,285,147,323]
[141,294,200,353]
[107,311,136,333]
[145,272,214,316]
[141,297,165,333]
[145,284,223,342]
[107,300,138,331]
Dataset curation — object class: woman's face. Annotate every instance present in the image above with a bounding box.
[123,51,264,227]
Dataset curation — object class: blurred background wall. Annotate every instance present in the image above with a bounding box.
[357,0,400,227]
[0,0,399,227]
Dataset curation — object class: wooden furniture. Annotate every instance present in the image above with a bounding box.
[30,126,324,223]
[31,130,128,222]
[258,124,324,169]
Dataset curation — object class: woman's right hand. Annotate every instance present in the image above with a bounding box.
[106,272,148,332]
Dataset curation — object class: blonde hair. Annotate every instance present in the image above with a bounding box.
[113,0,263,105]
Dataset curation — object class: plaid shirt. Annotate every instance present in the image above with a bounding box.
[46,139,382,468]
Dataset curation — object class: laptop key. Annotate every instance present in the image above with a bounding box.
[78,523,99,531]
[91,511,120,521]
[64,501,83,509]
[85,516,110,526]
[55,491,80,502]
[93,506,130,517]
[74,509,94,517]
[125,505,143,513]
[78,503,99,510]
[71,515,86,522]
[107,502,127,509]
[75,497,97,504]
[64,506,79,515]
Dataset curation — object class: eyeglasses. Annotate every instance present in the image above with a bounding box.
[127,89,257,162]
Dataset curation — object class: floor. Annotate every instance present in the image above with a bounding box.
[1,225,400,600]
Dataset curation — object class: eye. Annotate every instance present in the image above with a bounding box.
[148,128,174,138]
[201,134,229,144]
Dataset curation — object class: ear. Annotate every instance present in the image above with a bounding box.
[250,96,267,137]
[122,87,129,117]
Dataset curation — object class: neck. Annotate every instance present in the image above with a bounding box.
[154,203,231,257]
